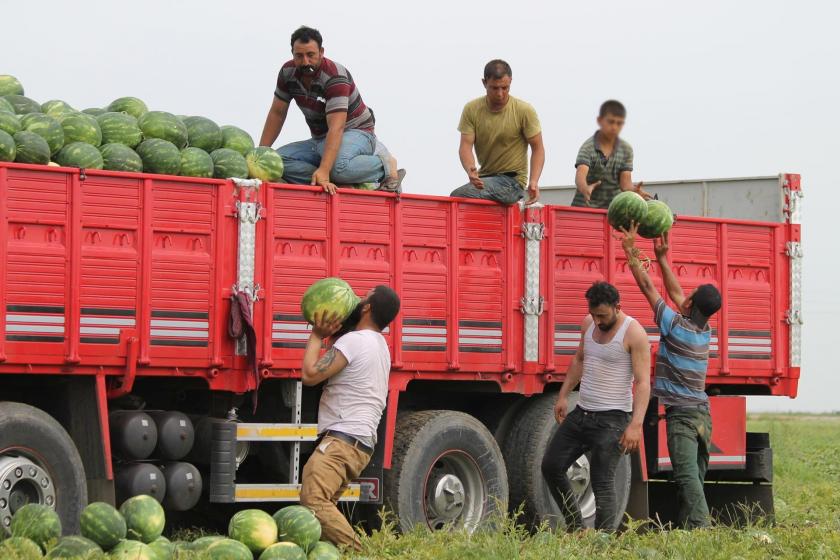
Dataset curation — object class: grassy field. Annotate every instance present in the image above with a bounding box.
[349,414,840,560]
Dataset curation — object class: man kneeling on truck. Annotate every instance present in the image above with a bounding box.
[300,286,401,550]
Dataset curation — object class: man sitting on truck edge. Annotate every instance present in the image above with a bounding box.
[571,100,651,208]
[621,224,722,529]
[299,285,400,550]
[541,281,651,531]
[259,26,405,194]
[450,59,544,205]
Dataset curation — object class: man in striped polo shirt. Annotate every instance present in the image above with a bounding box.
[621,224,722,528]
[259,26,404,193]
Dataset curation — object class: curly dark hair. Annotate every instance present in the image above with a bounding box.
[291,26,322,49]
[585,281,620,308]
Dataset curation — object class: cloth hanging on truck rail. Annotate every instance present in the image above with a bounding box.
[228,291,259,412]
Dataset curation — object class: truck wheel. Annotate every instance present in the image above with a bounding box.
[0,401,87,534]
[384,410,508,532]
[502,393,631,530]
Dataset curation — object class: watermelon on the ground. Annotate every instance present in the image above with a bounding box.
[80,501,127,551]
[220,125,254,156]
[97,112,143,148]
[300,278,360,326]
[0,96,15,113]
[10,503,61,552]
[82,108,107,117]
[22,113,64,155]
[108,539,156,559]
[0,75,24,96]
[148,536,174,560]
[637,199,675,239]
[179,147,214,178]
[183,116,222,152]
[0,129,15,162]
[205,538,253,560]
[99,143,143,172]
[273,505,322,553]
[14,130,51,164]
[607,191,649,232]
[138,111,188,149]
[56,142,104,169]
[3,94,41,115]
[0,111,22,136]
[187,535,225,552]
[246,146,284,181]
[60,112,102,146]
[119,494,165,543]
[260,542,307,560]
[41,100,76,119]
[228,509,278,554]
[0,536,43,559]
[107,97,148,119]
[210,148,248,179]
[136,138,181,175]
[306,541,340,560]
[45,535,104,558]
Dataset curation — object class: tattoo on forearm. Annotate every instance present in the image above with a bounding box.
[315,348,337,374]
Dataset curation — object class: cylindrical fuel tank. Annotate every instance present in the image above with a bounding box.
[147,411,195,461]
[115,462,166,505]
[160,461,203,511]
[109,410,158,460]
[189,416,249,467]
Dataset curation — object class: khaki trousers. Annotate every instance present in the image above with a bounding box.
[300,435,371,550]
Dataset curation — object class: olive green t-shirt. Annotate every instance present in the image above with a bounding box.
[458,96,541,188]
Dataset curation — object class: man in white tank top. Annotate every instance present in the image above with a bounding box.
[541,281,651,531]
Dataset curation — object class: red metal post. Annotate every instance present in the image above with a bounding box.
[391,196,404,369]
[260,186,275,368]
[138,178,154,365]
[95,372,114,479]
[0,166,7,362]
[65,171,82,364]
[544,209,557,373]
[719,223,730,374]
[447,202,460,370]
[503,204,516,372]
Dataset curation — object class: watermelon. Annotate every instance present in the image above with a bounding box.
[136,138,181,175]
[260,542,307,560]
[148,536,174,560]
[220,125,254,156]
[13,130,51,164]
[10,503,61,552]
[80,502,127,551]
[60,112,102,146]
[205,538,253,560]
[228,509,277,554]
[138,111,188,149]
[0,97,15,114]
[0,129,15,162]
[179,147,214,178]
[119,494,165,543]
[355,183,377,191]
[22,113,64,155]
[41,100,76,119]
[45,535,104,558]
[272,506,322,553]
[607,191,649,231]
[3,94,41,115]
[97,112,143,148]
[0,536,43,559]
[183,116,222,152]
[56,142,104,169]
[83,108,108,117]
[246,147,284,182]
[306,541,340,560]
[108,540,156,559]
[187,535,225,552]
[0,75,24,96]
[210,148,248,179]
[0,111,22,136]
[100,143,143,172]
[300,278,360,326]
[107,97,148,119]
[637,199,675,239]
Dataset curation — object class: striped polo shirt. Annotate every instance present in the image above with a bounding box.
[571,132,634,209]
[653,299,710,407]
[275,57,375,138]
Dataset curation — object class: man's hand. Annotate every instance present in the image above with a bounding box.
[619,221,640,252]
[619,422,643,454]
[633,181,653,200]
[468,168,484,189]
[526,180,540,205]
[653,231,670,260]
[554,395,568,424]
[581,180,602,203]
[310,310,342,339]
[311,167,337,195]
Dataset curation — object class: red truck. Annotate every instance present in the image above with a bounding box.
[0,162,801,534]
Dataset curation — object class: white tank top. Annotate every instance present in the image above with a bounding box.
[577,316,635,412]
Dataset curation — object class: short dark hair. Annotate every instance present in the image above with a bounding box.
[693,284,722,318]
[291,26,322,49]
[483,59,512,81]
[585,281,620,308]
[599,99,626,119]
[369,285,400,330]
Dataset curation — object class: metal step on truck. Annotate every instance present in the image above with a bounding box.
[0,162,801,534]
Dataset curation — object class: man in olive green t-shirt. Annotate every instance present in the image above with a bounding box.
[450,60,545,205]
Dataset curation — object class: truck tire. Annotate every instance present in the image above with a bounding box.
[502,392,631,530]
[0,401,88,534]
[384,410,508,532]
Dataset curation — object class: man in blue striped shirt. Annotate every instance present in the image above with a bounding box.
[621,223,722,528]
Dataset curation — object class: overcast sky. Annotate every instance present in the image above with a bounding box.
[3,0,836,410]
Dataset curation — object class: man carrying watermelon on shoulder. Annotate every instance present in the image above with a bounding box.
[571,100,652,208]
[299,286,400,550]
[259,26,406,194]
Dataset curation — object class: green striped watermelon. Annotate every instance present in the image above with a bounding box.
[119,494,165,543]
[228,509,278,554]
[205,538,253,560]
[41,100,76,119]
[3,94,41,115]
[306,541,340,560]
[301,278,360,326]
[138,111,188,149]
[0,75,24,96]
[56,142,104,169]
[183,116,222,152]
[80,501,127,551]
[99,143,143,172]
[210,148,248,179]
[107,97,148,119]
[10,503,62,552]
[97,112,143,148]
[0,129,15,162]
[108,539,156,559]
[220,125,254,156]
[246,147,284,182]
[187,535,225,552]
[14,130,51,164]
[260,542,307,560]
[637,199,675,239]
[82,107,108,117]
[148,535,174,560]
[607,191,648,232]
[45,535,104,558]
[0,111,22,136]
[136,138,181,175]
[22,113,64,155]
[60,112,102,146]
[0,96,16,113]
[0,536,43,559]
[179,147,214,178]
[272,506,321,553]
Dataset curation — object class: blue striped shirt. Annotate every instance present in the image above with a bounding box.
[653,299,710,406]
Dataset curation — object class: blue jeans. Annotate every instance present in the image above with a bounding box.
[450,174,524,205]
[277,129,385,185]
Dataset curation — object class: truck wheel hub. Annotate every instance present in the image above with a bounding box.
[431,474,466,520]
[0,455,56,529]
